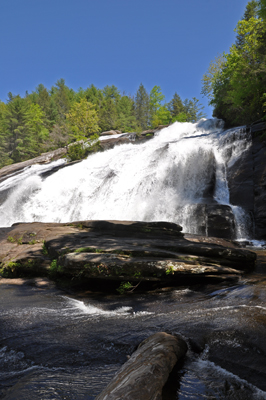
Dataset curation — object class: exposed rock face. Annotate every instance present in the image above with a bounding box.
[99,130,122,136]
[226,133,266,239]
[95,332,187,400]
[227,145,254,213]
[99,133,136,150]
[0,220,256,287]
[191,204,235,239]
[252,137,266,239]
[0,148,67,184]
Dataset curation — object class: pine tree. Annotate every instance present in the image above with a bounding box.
[134,83,150,130]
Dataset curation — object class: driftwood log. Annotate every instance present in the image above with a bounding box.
[95,332,187,400]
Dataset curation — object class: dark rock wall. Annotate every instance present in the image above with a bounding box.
[226,133,266,240]
[252,137,266,239]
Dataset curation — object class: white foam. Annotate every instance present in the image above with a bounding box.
[0,119,253,239]
[193,358,266,399]
[64,297,153,317]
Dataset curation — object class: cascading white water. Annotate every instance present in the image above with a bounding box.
[0,119,252,238]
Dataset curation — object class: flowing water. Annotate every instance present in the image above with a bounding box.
[1,270,266,399]
[1,119,266,398]
[0,119,252,239]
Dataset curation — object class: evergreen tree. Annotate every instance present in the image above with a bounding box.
[151,105,171,127]
[168,92,185,118]
[117,95,138,132]
[149,86,165,116]
[134,83,150,130]
[98,98,118,132]
[0,101,12,167]
[183,98,206,122]
[50,79,74,123]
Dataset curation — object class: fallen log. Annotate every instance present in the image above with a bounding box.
[95,332,187,400]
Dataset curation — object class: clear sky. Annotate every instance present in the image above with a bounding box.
[0,0,249,118]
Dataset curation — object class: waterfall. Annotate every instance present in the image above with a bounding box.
[0,119,253,239]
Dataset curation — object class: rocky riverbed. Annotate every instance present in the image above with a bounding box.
[0,220,256,292]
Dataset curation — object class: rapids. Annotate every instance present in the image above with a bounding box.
[1,267,266,399]
[0,119,252,239]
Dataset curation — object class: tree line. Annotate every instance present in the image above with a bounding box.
[0,81,206,168]
[202,0,266,127]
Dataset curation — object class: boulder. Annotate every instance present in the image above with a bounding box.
[185,204,236,239]
[0,220,256,287]
[95,332,187,400]
[206,204,236,239]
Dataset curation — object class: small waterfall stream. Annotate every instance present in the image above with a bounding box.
[0,118,252,240]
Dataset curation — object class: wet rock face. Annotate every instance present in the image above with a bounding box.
[227,145,254,213]
[190,204,235,239]
[225,134,266,240]
[252,138,266,239]
[206,204,235,239]
[95,332,188,400]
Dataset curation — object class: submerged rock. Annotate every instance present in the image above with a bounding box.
[95,332,187,400]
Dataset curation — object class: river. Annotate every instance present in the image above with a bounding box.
[1,251,266,399]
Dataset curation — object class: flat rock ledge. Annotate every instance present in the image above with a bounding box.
[95,332,187,400]
[0,220,256,289]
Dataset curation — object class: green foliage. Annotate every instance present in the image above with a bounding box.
[7,235,23,244]
[151,105,171,128]
[74,247,104,253]
[183,98,207,122]
[150,86,165,116]
[135,83,151,130]
[0,261,21,277]
[67,142,87,161]
[116,281,133,294]
[67,133,100,161]
[165,265,175,275]
[50,259,64,274]
[259,0,266,19]
[149,86,172,128]
[201,54,226,101]
[0,80,206,169]
[172,112,188,123]
[168,93,206,123]
[202,1,266,126]
[98,98,118,131]
[66,98,100,141]
[117,95,138,132]
[42,241,48,255]
[168,93,185,118]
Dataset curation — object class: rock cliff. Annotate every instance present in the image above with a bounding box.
[227,132,266,239]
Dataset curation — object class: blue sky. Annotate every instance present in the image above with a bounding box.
[1,0,249,118]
